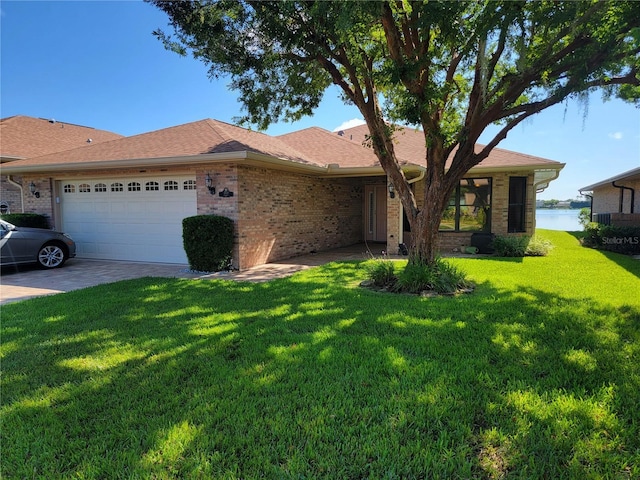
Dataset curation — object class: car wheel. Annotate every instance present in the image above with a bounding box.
[37,243,67,268]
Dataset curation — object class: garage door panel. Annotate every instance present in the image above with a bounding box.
[60,176,197,263]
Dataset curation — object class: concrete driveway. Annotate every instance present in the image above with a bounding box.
[0,244,382,305]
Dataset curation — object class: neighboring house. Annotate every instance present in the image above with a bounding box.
[0,116,564,269]
[1,116,123,214]
[580,167,640,227]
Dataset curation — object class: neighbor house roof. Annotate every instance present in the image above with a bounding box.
[1,117,564,176]
[339,124,563,171]
[0,115,123,161]
[579,166,640,191]
[0,119,322,173]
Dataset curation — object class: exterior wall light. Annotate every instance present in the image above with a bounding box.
[388,182,395,199]
[205,173,216,195]
[29,181,40,198]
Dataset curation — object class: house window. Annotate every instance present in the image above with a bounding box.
[128,182,141,192]
[111,183,124,192]
[145,181,160,191]
[440,178,492,232]
[63,184,75,193]
[95,183,107,192]
[164,180,179,191]
[79,183,91,193]
[183,180,196,190]
[508,176,527,232]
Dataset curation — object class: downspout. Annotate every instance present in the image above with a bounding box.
[612,181,635,213]
[579,190,593,222]
[6,176,25,213]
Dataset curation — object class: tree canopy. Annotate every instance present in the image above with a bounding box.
[149,0,640,263]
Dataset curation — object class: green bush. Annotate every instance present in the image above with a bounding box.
[583,224,640,254]
[363,257,471,295]
[397,258,471,294]
[582,222,602,247]
[492,235,553,257]
[578,207,592,229]
[491,235,529,257]
[182,215,234,272]
[524,236,553,256]
[0,213,50,229]
[364,258,396,287]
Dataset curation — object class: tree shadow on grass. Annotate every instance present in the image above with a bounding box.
[567,230,640,279]
[1,263,639,478]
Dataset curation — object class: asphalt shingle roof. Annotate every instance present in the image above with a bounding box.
[1,117,563,172]
[0,115,123,160]
[339,123,562,170]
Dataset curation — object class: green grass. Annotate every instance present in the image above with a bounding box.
[2,230,639,479]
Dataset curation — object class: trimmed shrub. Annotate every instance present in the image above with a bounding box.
[492,235,553,257]
[583,224,640,254]
[182,215,234,272]
[0,213,50,229]
[492,235,529,257]
[582,222,602,248]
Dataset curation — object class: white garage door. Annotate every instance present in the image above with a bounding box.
[59,176,197,264]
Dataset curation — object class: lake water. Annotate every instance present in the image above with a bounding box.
[535,208,582,231]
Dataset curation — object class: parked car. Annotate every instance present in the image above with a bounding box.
[0,219,76,268]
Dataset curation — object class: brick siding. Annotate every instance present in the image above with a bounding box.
[236,165,363,269]
[592,178,640,216]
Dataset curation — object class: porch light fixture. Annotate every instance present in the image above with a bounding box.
[205,173,216,195]
[29,181,40,198]
[388,182,395,199]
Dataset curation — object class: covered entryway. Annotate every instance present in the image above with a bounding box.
[58,175,197,264]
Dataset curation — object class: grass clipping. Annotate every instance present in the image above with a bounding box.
[363,256,474,296]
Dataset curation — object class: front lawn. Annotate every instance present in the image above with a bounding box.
[2,230,639,478]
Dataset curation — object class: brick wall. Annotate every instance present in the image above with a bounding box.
[16,176,56,225]
[592,178,640,215]
[236,165,363,269]
[0,175,24,214]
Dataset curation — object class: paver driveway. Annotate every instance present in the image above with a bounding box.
[0,244,385,304]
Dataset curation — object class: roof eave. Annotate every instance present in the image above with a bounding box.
[579,166,640,191]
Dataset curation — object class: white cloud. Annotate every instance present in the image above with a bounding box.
[608,132,623,140]
[332,118,366,132]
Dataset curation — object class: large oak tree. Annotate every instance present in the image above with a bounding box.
[149,0,639,265]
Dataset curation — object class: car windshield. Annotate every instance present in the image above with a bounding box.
[0,219,17,230]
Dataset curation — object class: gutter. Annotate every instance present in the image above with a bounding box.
[533,168,562,193]
[6,175,24,213]
[612,181,635,214]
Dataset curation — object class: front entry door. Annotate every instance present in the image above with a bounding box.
[364,185,387,242]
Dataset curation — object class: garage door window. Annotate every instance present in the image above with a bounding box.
[64,184,75,193]
[111,183,123,192]
[128,182,141,192]
[184,180,196,190]
[95,183,107,192]
[79,184,91,193]
[164,181,179,191]
[145,181,160,191]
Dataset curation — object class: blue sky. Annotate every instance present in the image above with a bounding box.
[1,0,638,200]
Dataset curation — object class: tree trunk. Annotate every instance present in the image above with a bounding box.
[409,174,449,266]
